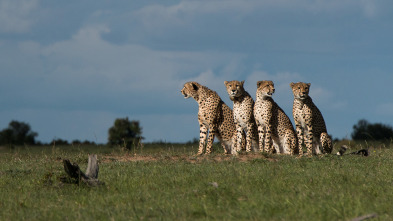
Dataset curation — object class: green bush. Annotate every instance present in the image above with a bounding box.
[107,117,143,149]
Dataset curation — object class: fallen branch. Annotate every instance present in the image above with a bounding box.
[351,213,377,221]
[62,154,104,186]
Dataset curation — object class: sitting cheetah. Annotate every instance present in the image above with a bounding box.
[290,82,333,155]
[181,81,237,155]
[254,81,298,154]
[224,80,259,152]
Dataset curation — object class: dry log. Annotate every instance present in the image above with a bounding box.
[62,154,104,186]
[351,213,377,221]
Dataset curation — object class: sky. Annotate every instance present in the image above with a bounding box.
[1,0,393,144]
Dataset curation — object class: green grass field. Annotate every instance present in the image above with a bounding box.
[0,141,392,220]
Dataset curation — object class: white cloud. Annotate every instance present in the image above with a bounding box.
[309,85,332,101]
[38,25,245,98]
[0,0,39,33]
[361,0,378,18]
[0,26,258,134]
[135,0,381,28]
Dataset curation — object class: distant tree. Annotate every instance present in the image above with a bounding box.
[82,140,96,145]
[72,139,82,145]
[0,120,38,146]
[108,117,143,149]
[186,138,199,145]
[72,140,96,146]
[351,119,393,141]
[51,138,69,146]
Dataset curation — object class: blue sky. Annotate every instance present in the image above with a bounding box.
[1,0,393,144]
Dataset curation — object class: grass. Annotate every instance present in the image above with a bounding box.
[0,142,393,220]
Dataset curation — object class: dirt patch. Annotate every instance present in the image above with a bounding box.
[101,153,277,164]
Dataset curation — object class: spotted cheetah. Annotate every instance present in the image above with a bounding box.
[224,80,259,153]
[224,80,259,152]
[290,82,333,155]
[254,81,298,154]
[181,82,237,155]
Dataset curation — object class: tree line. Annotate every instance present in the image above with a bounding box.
[0,117,143,149]
[0,118,392,148]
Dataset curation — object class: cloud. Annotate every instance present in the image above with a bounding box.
[128,0,389,55]
[0,0,39,33]
[135,0,382,26]
[0,24,249,142]
[39,25,245,97]
[360,0,378,18]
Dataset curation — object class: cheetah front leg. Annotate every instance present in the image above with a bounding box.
[198,124,208,155]
[230,134,238,154]
[284,130,297,155]
[235,122,245,152]
[304,125,314,155]
[294,123,304,155]
[205,124,217,154]
[257,123,265,152]
[320,132,332,154]
[220,143,228,154]
[246,122,258,152]
[264,123,274,154]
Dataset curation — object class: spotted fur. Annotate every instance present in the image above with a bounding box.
[224,80,259,152]
[290,82,333,155]
[254,81,298,154]
[181,82,237,155]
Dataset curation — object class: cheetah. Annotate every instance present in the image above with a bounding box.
[224,80,259,152]
[254,81,298,154]
[181,81,237,155]
[290,82,333,155]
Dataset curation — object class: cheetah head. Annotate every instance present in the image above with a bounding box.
[290,82,311,100]
[181,81,201,100]
[224,80,245,101]
[256,80,275,97]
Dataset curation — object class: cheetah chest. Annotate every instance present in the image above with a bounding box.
[233,102,252,129]
[294,103,312,129]
[254,101,271,128]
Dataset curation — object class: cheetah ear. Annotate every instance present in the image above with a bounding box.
[241,80,245,86]
[307,83,311,87]
[290,82,295,88]
[257,81,263,88]
[224,81,229,86]
[191,83,199,91]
